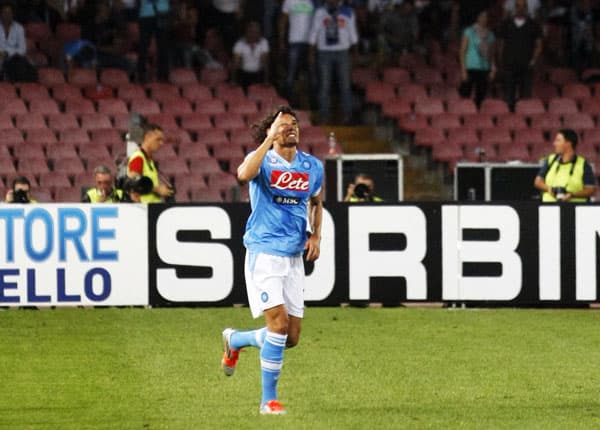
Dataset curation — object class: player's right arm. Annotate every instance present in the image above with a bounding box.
[237,112,283,184]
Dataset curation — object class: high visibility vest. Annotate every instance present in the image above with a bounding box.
[85,188,124,203]
[542,154,588,202]
[128,149,161,203]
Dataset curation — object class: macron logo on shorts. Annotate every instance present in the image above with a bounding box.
[270,171,310,192]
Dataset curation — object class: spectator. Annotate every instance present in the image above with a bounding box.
[172,1,201,68]
[534,129,596,202]
[503,0,541,20]
[344,173,383,202]
[497,0,542,111]
[459,9,496,108]
[137,0,170,82]
[570,0,597,76]
[279,0,316,107]
[0,2,36,82]
[82,165,125,203]
[127,122,175,203]
[378,0,419,63]
[202,27,230,70]
[4,176,36,203]
[232,21,270,90]
[309,0,359,125]
[209,0,243,52]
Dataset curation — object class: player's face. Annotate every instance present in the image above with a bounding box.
[274,113,299,148]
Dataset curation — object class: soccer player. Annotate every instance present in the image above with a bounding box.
[221,106,323,415]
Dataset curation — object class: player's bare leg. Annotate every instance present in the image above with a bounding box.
[287,315,302,348]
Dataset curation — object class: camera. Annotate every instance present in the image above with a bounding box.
[353,183,371,201]
[12,189,30,203]
[551,186,567,201]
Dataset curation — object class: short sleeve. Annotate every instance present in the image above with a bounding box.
[536,157,550,178]
[311,159,324,197]
[583,161,597,186]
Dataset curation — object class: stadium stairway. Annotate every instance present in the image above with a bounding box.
[324,125,451,200]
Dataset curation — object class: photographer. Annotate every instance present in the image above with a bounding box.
[127,122,175,203]
[82,165,125,203]
[5,176,36,203]
[534,129,596,202]
[344,173,383,202]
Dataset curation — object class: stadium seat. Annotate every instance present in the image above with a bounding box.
[247,84,279,103]
[214,84,245,102]
[110,113,130,133]
[397,113,429,133]
[562,83,591,101]
[532,82,560,103]
[516,128,545,145]
[53,156,86,174]
[480,98,510,116]
[100,68,130,87]
[39,171,72,189]
[228,98,259,116]
[179,142,210,159]
[147,82,181,103]
[78,145,112,164]
[381,99,412,119]
[68,68,97,87]
[428,84,460,102]
[365,81,396,104]
[451,99,478,116]
[38,67,66,86]
[213,112,246,131]
[15,113,47,131]
[174,173,209,195]
[463,142,499,162]
[90,128,123,145]
[499,145,530,162]
[188,156,224,175]
[548,97,579,116]
[181,83,213,104]
[481,128,512,145]
[25,22,51,44]
[195,98,226,116]
[199,68,229,87]
[549,68,578,86]
[25,128,58,145]
[47,113,79,132]
[51,83,82,102]
[382,67,410,85]
[169,68,198,86]
[145,113,178,129]
[59,128,90,145]
[0,113,13,129]
[33,187,53,202]
[158,158,191,177]
[47,143,79,161]
[18,83,50,101]
[447,127,479,145]
[161,98,193,115]
[196,128,228,146]
[29,99,60,115]
[581,98,600,118]
[564,113,595,132]
[496,113,528,131]
[414,98,444,116]
[13,142,46,160]
[0,99,27,115]
[117,84,147,103]
[206,171,238,191]
[56,23,81,42]
[97,98,129,115]
[397,84,428,104]
[431,142,463,165]
[130,98,161,115]
[430,113,461,130]
[54,186,84,202]
[515,99,545,116]
[212,144,245,160]
[0,128,24,145]
[190,187,225,202]
[80,113,113,131]
[461,113,494,130]
[0,158,16,178]
[413,67,443,86]
[65,98,96,114]
[17,157,50,175]
[414,128,445,148]
[529,113,561,133]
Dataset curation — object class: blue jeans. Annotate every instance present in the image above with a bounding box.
[284,43,316,107]
[317,49,352,123]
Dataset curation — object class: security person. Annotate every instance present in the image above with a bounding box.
[127,122,174,203]
[82,165,125,203]
[534,128,596,202]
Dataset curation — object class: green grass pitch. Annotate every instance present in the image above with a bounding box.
[2,307,600,429]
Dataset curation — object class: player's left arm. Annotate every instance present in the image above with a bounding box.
[305,189,323,261]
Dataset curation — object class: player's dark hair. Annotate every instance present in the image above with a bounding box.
[559,128,578,149]
[251,105,297,144]
[141,122,163,139]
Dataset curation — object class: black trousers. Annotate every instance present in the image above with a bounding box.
[503,66,533,111]
[137,15,170,82]
[461,69,489,109]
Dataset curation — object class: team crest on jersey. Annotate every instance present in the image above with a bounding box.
[269,157,278,164]
[303,161,311,169]
[270,170,310,191]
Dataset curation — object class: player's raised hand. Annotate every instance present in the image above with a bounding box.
[266,112,284,145]
[304,234,320,261]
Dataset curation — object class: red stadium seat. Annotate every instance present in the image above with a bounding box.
[53,156,86,174]
[413,67,443,86]
[188,156,224,175]
[78,145,112,164]
[0,128,24,145]
[18,83,50,101]
[180,112,213,133]
[562,83,592,101]
[25,22,51,44]
[169,67,198,86]
[461,113,494,130]
[117,84,147,103]
[447,127,479,145]
[397,113,428,133]
[228,99,259,116]
[381,99,411,119]
[59,128,90,145]
[480,128,512,145]
[499,145,530,162]
[480,98,510,116]
[38,67,66,86]
[430,113,461,130]
[130,98,161,115]
[213,112,246,131]
[515,99,545,116]
[25,128,58,145]
[90,128,123,145]
[428,84,460,102]
[145,113,178,129]
[54,186,84,202]
[0,99,27,115]
[29,99,60,115]
[13,142,45,160]
[214,84,245,102]
[56,23,81,42]
[199,68,229,87]
[65,98,96,114]
[212,144,245,160]
[195,98,226,116]
[179,142,210,159]
[529,113,561,133]
[190,187,225,202]
[51,83,82,102]
[100,68,130,87]
[17,157,50,175]
[414,98,444,116]
[15,113,47,131]
[161,98,193,115]
[197,128,229,146]
[496,113,528,131]
[47,144,79,161]
[182,83,213,103]
[80,113,112,131]
[414,128,445,148]
[0,113,13,129]
[397,84,428,104]
[247,84,279,103]
[365,81,396,104]
[146,82,181,103]
[451,99,478,116]
[515,128,545,145]
[47,113,79,132]
[97,98,129,115]
[351,67,378,89]
[68,68,97,87]
[564,113,595,132]
[548,97,578,116]
[382,67,410,85]
[549,68,578,86]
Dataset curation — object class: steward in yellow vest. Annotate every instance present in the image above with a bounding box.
[534,129,596,202]
[127,122,175,203]
[82,165,125,203]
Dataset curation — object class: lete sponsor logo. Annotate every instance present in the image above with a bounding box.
[270,171,310,191]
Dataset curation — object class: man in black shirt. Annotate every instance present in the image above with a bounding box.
[496,0,543,111]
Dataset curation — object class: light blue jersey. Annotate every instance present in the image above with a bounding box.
[243,149,323,257]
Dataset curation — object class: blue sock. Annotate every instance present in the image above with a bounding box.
[260,331,287,405]
[230,327,267,350]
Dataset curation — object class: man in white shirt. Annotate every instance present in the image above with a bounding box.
[233,21,270,89]
[279,0,316,107]
[504,0,541,19]
[309,0,359,124]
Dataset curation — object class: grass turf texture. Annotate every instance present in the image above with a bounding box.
[2,308,600,429]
